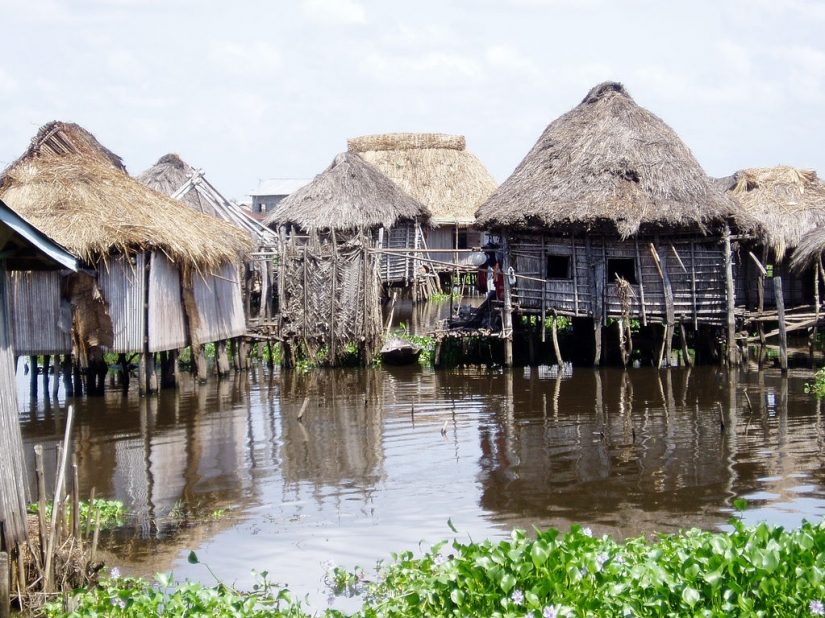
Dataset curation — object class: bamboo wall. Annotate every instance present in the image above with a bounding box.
[509,234,730,325]
[8,271,72,355]
[426,225,485,269]
[375,223,422,284]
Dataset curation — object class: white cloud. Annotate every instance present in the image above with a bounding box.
[362,50,483,85]
[210,41,282,77]
[301,0,366,24]
[485,45,540,78]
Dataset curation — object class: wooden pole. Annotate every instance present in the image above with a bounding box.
[44,404,75,592]
[34,445,48,564]
[774,276,788,372]
[551,309,563,366]
[679,321,694,367]
[502,237,514,368]
[146,352,158,393]
[812,264,820,358]
[62,354,73,397]
[29,355,37,399]
[216,340,231,377]
[0,552,9,618]
[724,226,739,365]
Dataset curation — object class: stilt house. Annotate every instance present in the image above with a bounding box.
[263,151,430,366]
[138,153,280,332]
[349,133,498,281]
[0,197,78,556]
[0,122,252,392]
[474,82,755,366]
[719,166,825,310]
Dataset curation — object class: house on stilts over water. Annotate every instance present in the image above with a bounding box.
[138,153,280,369]
[0,122,252,395]
[0,197,77,571]
[717,166,825,365]
[474,81,757,368]
[263,150,430,367]
[348,133,498,295]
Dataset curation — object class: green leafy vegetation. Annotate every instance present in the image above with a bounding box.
[805,367,825,397]
[29,498,126,530]
[45,517,825,617]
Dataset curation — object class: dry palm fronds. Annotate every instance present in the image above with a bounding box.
[264,151,430,233]
[137,153,217,216]
[349,133,498,224]
[722,166,825,260]
[475,82,750,238]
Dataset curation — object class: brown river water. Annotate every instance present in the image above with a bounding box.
[16,360,825,612]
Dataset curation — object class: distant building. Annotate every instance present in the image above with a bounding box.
[249,178,311,215]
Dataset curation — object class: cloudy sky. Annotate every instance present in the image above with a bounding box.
[2,0,825,201]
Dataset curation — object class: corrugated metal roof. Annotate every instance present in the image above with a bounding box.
[248,178,312,197]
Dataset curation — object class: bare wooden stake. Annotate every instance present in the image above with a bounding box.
[0,552,9,618]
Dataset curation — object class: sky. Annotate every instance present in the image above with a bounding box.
[2,0,825,202]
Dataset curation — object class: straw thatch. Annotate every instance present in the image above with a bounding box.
[137,153,218,216]
[263,151,430,232]
[718,166,825,260]
[475,82,745,238]
[791,226,825,272]
[348,133,498,225]
[0,122,252,270]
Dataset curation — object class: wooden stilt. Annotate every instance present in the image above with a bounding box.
[29,355,38,399]
[62,354,73,397]
[679,322,694,367]
[51,354,60,398]
[657,323,668,369]
[118,353,130,391]
[724,226,739,366]
[551,309,563,366]
[160,350,178,389]
[138,354,147,396]
[196,345,208,383]
[774,276,788,372]
[42,354,51,396]
[216,340,231,377]
[502,237,514,368]
[146,353,158,393]
[811,264,820,358]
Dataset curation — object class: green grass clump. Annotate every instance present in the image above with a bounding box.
[29,498,126,530]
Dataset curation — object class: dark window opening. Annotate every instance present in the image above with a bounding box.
[546,255,571,279]
[455,230,468,250]
[607,258,637,284]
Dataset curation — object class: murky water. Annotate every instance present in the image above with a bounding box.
[16,362,825,612]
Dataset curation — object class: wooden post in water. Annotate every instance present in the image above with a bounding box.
[147,353,158,393]
[196,345,208,382]
[724,226,739,366]
[0,552,9,618]
[29,355,38,399]
[216,340,231,377]
[502,239,514,368]
[774,276,788,372]
[42,354,51,396]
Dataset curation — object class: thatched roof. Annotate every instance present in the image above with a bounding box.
[0,122,251,270]
[348,133,498,226]
[138,154,277,245]
[263,151,430,232]
[138,153,218,216]
[475,82,745,237]
[718,166,825,260]
[790,226,825,272]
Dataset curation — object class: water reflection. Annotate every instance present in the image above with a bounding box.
[16,364,825,607]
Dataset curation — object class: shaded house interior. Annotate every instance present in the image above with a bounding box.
[475,81,754,366]
[0,121,252,393]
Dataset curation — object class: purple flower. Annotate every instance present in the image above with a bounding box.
[543,606,558,618]
[811,599,825,616]
[511,589,524,606]
[596,554,608,570]
[324,559,336,571]
[433,555,446,566]
[110,597,126,609]
[582,527,592,537]
[109,567,121,579]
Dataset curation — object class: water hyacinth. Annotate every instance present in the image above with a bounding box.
[44,519,825,618]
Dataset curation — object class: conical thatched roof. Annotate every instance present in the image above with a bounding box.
[263,151,430,232]
[137,153,218,216]
[475,82,745,237]
[0,122,251,270]
[718,166,825,260]
[348,133,497,225]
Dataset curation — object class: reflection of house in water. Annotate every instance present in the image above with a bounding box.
[278,370,385,492]
[474,367,824,537]
[21,379,258,533]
